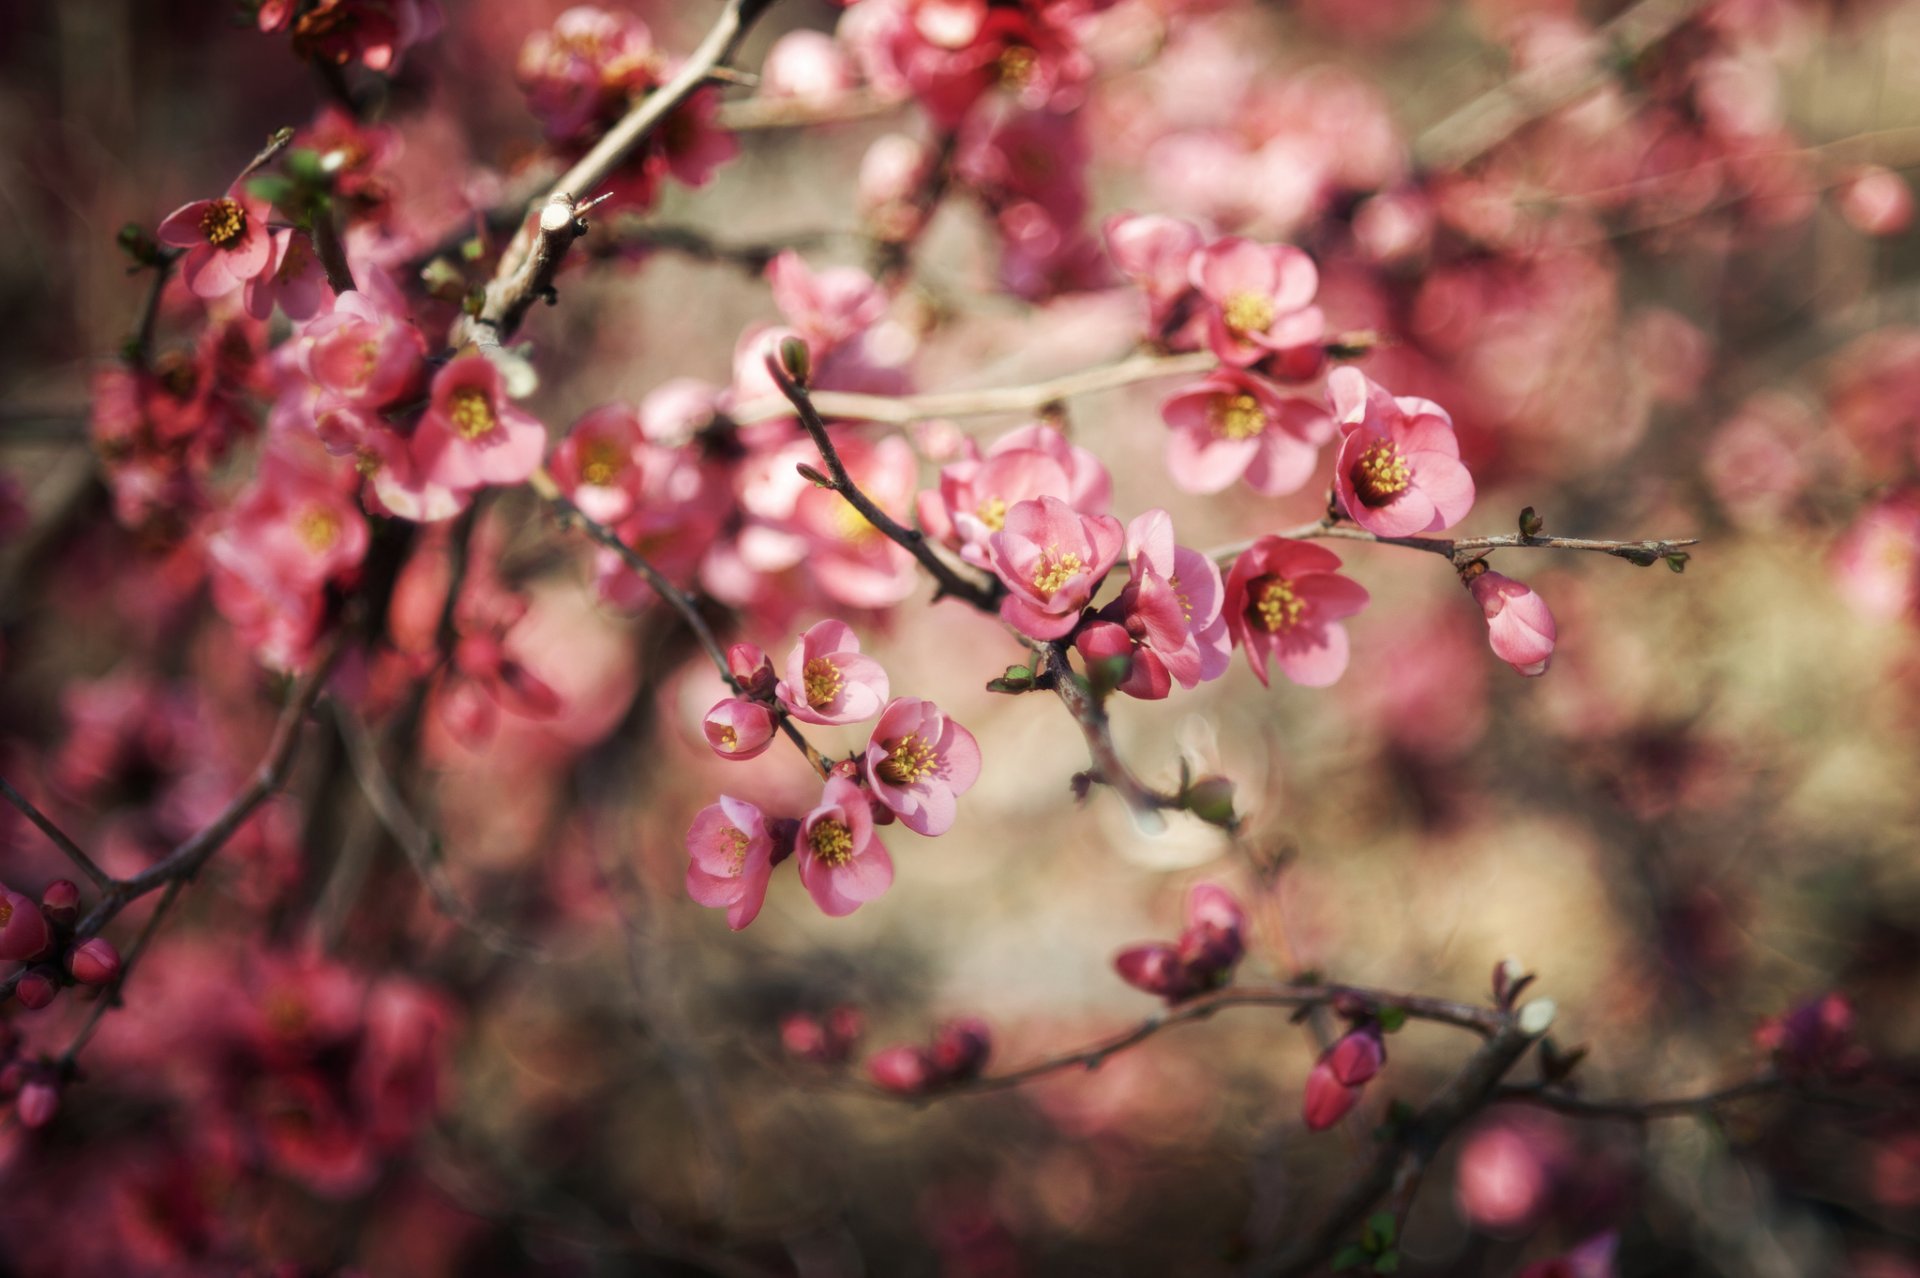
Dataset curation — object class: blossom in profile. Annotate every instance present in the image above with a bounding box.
[1224,537,1370,687]
[703,698,778,761]
[1328,367,1475,537]
[796,776,893,917]
[776,620,890,725]
[1104,211,1203,334]
[412,354,548,493]
[1468,570,1556,676]
[157,189,275,300]
[684,797,775,931]
[1114,882,1248,1003]
[863,697,981,836]
[988,495,1125,640]
[1161,368,1333,496]
[1077,509,1232,700]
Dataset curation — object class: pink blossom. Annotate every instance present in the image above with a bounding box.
[796,776,893,917]
[1755,992,1869,1082]
[1115,881,1247,1003]
[1837,166,1914,237]
[789,435,922,609]
[767,251,888,358]
[1468,570,1556,677]
[863,696,981,836]
[759,30,857,107]
[14,971,56,1010]
[1301,1059,1360,1130]
[776,620,890,725]
[858,134,935,239]
[1161,368,1333,496]
[656,87,739,190]
[1190,236,1325,370]
[39,880,80,925]
[67,938,123,986]
[684,797,775,931]
[1328,367,1475,536]
[918,439,1073,567]
[551,403,644,524]
[782,1006,864,1064]
[156,190,276,300]
[245,229,333,323]
[987,495,1125,640]
[297,285,427,410]
[727,642,777,697]
[1224,537,1370,687]
[263,0,441,72]
[1078,509,1231,699]
[703,698,777,761]
[16,1080,58,1129]
[1104,212,1202,335]
[1832,493,1920,621]
[517,6,659,143]
[412,355,547,492]
[868,1044,935,1094]
[0,888,52,962]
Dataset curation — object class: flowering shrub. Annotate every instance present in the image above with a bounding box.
[0,0,1916,1273]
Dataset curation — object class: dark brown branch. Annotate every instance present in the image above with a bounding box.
[1038,642,1182,824]
[56,879,184,1070]
[0,775,112,890]
[763,354,1002,612]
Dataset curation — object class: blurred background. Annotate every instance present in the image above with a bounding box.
[1,0,1919,1274]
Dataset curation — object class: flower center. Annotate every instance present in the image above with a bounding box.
[200,198,248,249]
[296,507,341,552]
[1030,546,1085,596]
[809,819,854,867]
[0,899,11,927]
[1169,573,1194,620]
[716,724,739,752]
[1223,292,1273,338]
[580,438,625,486]
[975,496,1007,532]
[449,387,498,441]
[1210,392,1267,441]
[1253,576,1304,633]
[1351,439,1411,505]
[878,733,938,786]
[803,656,843,709]
[353,447,382,477]
[721,826,749,873]
[997,45,1037,86]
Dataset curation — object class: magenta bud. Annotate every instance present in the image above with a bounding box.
[929,1018,992,1082]
[782,1006,864,1065]
[0,891,52,962]
[40,880,81,925]
[67,938,122,986]
[13,970,56,1010]
[726,643,777,696]
[868,1045,934,1095]
[1302,1060,1360,1131]
[15,1079,58,1129]
[1326,1027,1386,1087]
[1114,943,1192,1000]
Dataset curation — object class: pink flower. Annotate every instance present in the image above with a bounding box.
[759,30,857,107]
[297,285,427,410]
[868,1044,935,1094]
[684,797,775,931]
[1115,881,1247,1003]
[1326,1025,1385,1085]
[782,1006,864,1064]
[1832,493,1920,621]
[1224,537,1370,687]
[1468,570,1556,677]
[1190,236,1325,370]
[703,698,777,761]
[727,642,778,697]
[265,0,441,72]
[16,1080,59,1129]
[412,355,548,492]
[551,403,644,524]
[767,251,887,357]
[796,775,893,917]
[1078,509,1231,699]
[0,888,52,962]
[867,1017,993,1093]
[863,697,982,836]
[1104,212,1202,335]
[1302,1059,1360,1130]
[1755,993,1869,1082]
[987,495,1125,640]
[245,228,333,323]
[67,938,123,986]
[156,189,275,300]
[776,620,890,725]
[1161,369,1333,496]
[1328,367,1475,537]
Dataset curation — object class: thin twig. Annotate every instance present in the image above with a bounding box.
[763,353,1002,611]
[1038,642,1182,825]
[55,879,184,1070]
[1208,519,1699,571]
[0,775,112,890]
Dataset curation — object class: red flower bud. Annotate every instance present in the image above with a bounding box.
[1302,1059,1360,1131]
[1326,1027,1386,1087]
[0,890,52,962]
[14,970,57,1010]
[929,1018,992,1082]
[40,880,81,926]
[67,938,122,986]
[15,1079,58,1129]
[868,1045,934,1095]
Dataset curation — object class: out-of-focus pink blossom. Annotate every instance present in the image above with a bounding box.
[1160,368,1332,496]
[551,403,644,524]
[412,355,547,493]
[782,1006,864,1064]
[1755,992,1869,1082]
[40,880,80,926]
[0,888,52,962]
[869,1044,935,1094]
[684,796,776,931]
[703,698,777,761]
[1104,212,1203,335]
[759,30,857,107]
[988,495,1125,640]
[156,190,275,300]
[14,970,57,1010]
[16,1080,59,1129]
[1468,570,1556,677]
[767,251,888,360]
[1837,166,1914,237]
[245,229,333,323]
[796,775,893,917]
[1328,366,1475,536]
[296,285,427,410]
[777,620,891,725]
[1325,1025,1385,1085]
[863,696,981,836]
[1832,493,1920,622]
[858,133,935,240]
[261,0,441,72]
[1224,537,1369,687]
[867,1016,993,1094]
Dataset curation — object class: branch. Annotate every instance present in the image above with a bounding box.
[455,0,783,348]
[1038,642,1182,826]
[0,775,112,890]
[716,87,898,132]
[731,349,1216,427]
[867,981,1508,1101]
[1208,519,1699,572]
[764,353,1003,611]
[528,469,833,779]
[1413,0,1705,172]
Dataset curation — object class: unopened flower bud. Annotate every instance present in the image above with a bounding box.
[0,890,52,962]
[929,1018,992,1082]
[13,970,57,1011]
[67,938,122,986]
[1326,1027,1386,1087]
[777,336,811,385]
[39,880,81,926]
[868,1045,934,1095]
[15,1079,58,1129]
[1114,943,1192,1001]
[1302,1059,1360,1131]
[703,698,777,761]
[1468,571,1556,677]
[726,643,776,696]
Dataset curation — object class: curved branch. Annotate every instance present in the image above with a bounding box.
[1208,520,1699,571]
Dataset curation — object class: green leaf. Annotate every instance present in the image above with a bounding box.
[1665,552,1690,573]
[283,147,327,184]
[459,236,487,262]
[1377,1006,1408,1034]
[245,174,295,209]
[1367,1213,1397,1247]
[1331,1244,1368,1272]
[1372,1249,1401,1273]
[986,664,1035,695]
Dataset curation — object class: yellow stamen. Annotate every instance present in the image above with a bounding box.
[1031,547,1085,595]
[877,733,938,786]
[809,819,854,867]
[803,656,843,709]
[1351,439,1411,505]
[1223,292,1273,337]
[1209,391,1266,441]
[580,438,625,487]
[720,826,749,872]
[199,198,248,249]
[716,725,739,752]
[975,496,1007,532]
[449,387,498,441]
[1254,577,1304,633]
[997,45,1037,86]
[296,507,340,552]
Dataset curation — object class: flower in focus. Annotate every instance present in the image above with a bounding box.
[987,495,1125,640]
[776,620,891,725]
[157,189,275,300]
[413,354,548,493]
[1161,368,1333,496]
[1190,236,1325,372]
[685,796,776,931]
[1467,569,1557,677]
[863,696,982,836]
[1328,367,1475,537]
[703,698,777,761]
[796,775,893,917]
[1224,537,1369,687]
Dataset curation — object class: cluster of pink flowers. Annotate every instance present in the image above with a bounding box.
[1754,992,1870,1083]
[1112,883,1246,1003]
[687,625,981,926]
[256,0,442,72]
